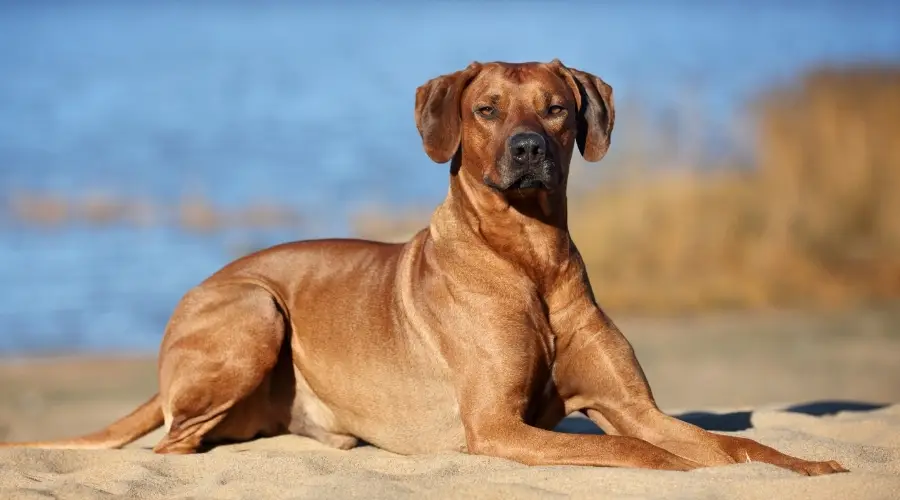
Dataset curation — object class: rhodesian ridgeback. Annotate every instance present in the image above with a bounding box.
[2,60,847,475]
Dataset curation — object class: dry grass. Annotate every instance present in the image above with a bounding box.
[357,64,900,314]
[5,192,306,233]
[5,63,896,314]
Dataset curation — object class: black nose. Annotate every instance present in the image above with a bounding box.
[508,132,547,166]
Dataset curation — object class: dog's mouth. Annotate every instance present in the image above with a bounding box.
[485,174,554,194]
[486,160,557,193]
[507,177,550,191]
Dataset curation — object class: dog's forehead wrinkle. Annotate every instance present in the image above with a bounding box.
[463,65,567,116]
[467,89,565,118]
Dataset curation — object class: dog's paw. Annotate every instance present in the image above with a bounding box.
[783,459,849,476]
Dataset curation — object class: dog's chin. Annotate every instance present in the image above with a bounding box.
[498,177,557,216]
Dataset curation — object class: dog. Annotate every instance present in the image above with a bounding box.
[1,59,847,475]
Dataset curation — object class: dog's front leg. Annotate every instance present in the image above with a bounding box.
[440,305,697,471]
[548,278,848,476]
[452,355,701,471]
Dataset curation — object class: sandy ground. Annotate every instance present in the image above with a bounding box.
[1,308,898,499]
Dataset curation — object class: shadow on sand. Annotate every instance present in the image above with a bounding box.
[554,400,890,435]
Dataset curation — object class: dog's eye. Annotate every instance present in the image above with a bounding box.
[476,105,496,118]
[547,105,566,116]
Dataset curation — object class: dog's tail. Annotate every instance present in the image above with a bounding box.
[0,393,163,450]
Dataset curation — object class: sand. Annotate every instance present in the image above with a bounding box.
[1,405,899,499]
[1,310,899,499]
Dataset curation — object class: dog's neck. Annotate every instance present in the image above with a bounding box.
[429,157,573,289]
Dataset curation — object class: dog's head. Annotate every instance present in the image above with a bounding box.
[415,60,615,199]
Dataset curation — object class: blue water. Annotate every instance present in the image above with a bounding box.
[1,1,899,353]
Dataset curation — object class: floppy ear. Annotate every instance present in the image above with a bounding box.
[554,61,616,162]
[414,62,482,164]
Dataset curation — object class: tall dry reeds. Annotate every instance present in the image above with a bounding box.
[571,64,900,313]
[752,65,900,303]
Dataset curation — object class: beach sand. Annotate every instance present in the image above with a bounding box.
[1,309,899,499]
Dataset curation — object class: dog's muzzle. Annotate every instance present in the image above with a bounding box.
[489,132,556,191]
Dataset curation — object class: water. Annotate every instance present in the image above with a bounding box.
[1,1,898,353]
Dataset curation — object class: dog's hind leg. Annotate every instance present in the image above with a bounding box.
[152,281,287,454]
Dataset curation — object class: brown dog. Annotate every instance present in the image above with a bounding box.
[2,60,847,475]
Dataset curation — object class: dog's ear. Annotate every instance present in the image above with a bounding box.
[553,60,616,162]
[414,62,482,164]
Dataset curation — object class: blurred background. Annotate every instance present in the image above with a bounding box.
[1,1,899,423]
